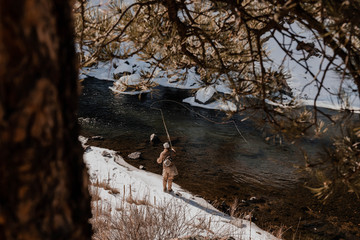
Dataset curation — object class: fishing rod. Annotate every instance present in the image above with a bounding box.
[149,100,249,145]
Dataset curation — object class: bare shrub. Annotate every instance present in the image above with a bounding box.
[89,179,245,240]
[91,197,209,240]
[88,183,243,240]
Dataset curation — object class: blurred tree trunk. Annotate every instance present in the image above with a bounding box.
[0,0,92,239]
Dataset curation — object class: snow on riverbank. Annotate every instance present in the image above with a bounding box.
[81,51,360,113]
[81,137,279,240]
[81,58,244,112]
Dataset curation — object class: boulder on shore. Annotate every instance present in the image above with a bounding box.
[194,86,217,105]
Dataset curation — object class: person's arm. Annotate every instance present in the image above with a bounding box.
[157,150,167,164]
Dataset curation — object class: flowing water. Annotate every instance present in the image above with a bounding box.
[79,77,360,240]
[79,77,309,190]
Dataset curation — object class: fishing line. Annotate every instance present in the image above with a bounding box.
[149,100,249,145]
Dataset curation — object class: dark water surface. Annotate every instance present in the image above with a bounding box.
[79,77,360,240]
[79,77,306,187]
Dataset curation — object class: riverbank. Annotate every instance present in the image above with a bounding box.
[84,134,360,240]
[82,137,279,240]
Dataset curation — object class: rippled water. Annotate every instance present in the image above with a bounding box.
[78,77,325,190]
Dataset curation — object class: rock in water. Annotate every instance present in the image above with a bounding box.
[150,133,160,144]
[91,135,104,140]
[128,152,141,160]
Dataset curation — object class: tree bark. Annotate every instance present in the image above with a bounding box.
[0,0,92,239]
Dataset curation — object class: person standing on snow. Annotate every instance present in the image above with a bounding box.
[157,142,178,192]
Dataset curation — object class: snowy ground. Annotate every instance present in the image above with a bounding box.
[81,137,279,240]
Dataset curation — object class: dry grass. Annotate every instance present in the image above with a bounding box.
[229,197,240,218]
[89,184,101,202]
[126,194,150,205]
[88,176,252,240]
[269,225,288,239]
[90,194,211,240]
[91,179,120,195]
[88,180,244,240]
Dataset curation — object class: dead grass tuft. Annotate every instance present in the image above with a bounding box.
[125,194,151,206]
[91,179,120,195]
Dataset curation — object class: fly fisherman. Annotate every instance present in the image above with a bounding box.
[157,142,178,193]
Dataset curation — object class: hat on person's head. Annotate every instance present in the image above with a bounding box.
[163,142,170,149]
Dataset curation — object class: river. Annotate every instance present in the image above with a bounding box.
[78,77,360,240]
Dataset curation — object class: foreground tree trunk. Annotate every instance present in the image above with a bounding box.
[0,0,92,239]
